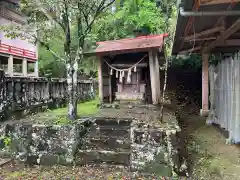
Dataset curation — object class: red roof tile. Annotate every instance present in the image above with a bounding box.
[95,34,168,55]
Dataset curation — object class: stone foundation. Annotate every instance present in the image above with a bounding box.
[200,109,210,117]
[115,92,144,101]
[0,115,181,177]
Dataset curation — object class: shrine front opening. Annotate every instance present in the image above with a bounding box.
[95,34,167,105]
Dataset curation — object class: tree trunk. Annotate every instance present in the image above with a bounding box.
[62,2,78,121]
[160,58,169,122]
[66,57,78,120]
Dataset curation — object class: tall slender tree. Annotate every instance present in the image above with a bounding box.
[1,0,115,120]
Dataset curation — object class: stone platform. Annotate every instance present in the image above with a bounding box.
[0,104,182,177]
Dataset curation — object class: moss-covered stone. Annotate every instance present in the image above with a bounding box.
[0,105,182,177]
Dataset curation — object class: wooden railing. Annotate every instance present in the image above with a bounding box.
[0,43,37,60]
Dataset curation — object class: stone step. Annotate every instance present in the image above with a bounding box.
[76,150,131,166]
[92,125,130,130]
[93,117,132,126]
[86,134,130,141]
[87,126,130,139]
[83,137,131,151]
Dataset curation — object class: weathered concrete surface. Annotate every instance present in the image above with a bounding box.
[0,118,95,165]
[0,118,131,165]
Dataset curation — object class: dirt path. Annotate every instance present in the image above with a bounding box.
[182,113,240,180]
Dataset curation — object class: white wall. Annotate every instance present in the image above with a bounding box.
[0,17,36,53]
[208,52,240,144]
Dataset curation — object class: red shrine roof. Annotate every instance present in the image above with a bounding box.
[95,34,168,55]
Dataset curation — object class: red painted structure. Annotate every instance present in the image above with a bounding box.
[0,43,37,60]
[96,34,168,55]
[95,34,167,104]
[0,0,38,77]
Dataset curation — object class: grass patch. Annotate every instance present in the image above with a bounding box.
[52,99,99,116]
[27,99,100,125]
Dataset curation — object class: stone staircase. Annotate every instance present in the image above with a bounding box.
[77,118,132,166]
[0,105,182,177]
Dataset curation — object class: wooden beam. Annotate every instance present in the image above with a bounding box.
[111,63,147,67]
[215,3,236,26]
[232,32,240,37]
[185,37,217,42]
[221,39,240,46]
[178,0,235,53]
[178,46,201,54]
[179,0,201,51]
[200,0,240,6]
[204,19,240,52]
[184,26,224,41]
[179,39,240,55]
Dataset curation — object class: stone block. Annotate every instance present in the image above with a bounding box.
[200,109,210,117]
[87,126,130,139]
[75,150,130,165]
[39,154,68,166]
[94,118,131,127]
[82,137,131,151]
[143,163,172,177]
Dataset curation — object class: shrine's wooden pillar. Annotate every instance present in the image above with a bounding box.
[109,67,112,103]
[136,69,140,93]
[98,57,104,102]
[154,50,161,103]
[149,49,160,104]
[201,53,210,116]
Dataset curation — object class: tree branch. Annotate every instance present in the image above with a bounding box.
[32,33,65,62]
[34,0,65,31]
[82,0,115,39]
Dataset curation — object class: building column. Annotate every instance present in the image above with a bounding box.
[109,67,112,103]
[34,61,39,77]
[22,58,28,76]
[98,57,104,102]
[136,69,140,93]
[7,55,13,76]
[149,49,157,104]
[154,50,161,104]
[201,53,210,116]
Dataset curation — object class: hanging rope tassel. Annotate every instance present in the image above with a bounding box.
[116,70,119,78]
[127,68,131,83]
[134,66,137,72]
[110,68,113,75]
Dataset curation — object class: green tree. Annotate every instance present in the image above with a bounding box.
[0,0,115,120]
[92,0,166,41]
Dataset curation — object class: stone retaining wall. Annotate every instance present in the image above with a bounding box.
[0,117,181,177]
[0,70,96,121]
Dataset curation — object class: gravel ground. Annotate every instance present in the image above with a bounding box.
[0,161,173,180]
